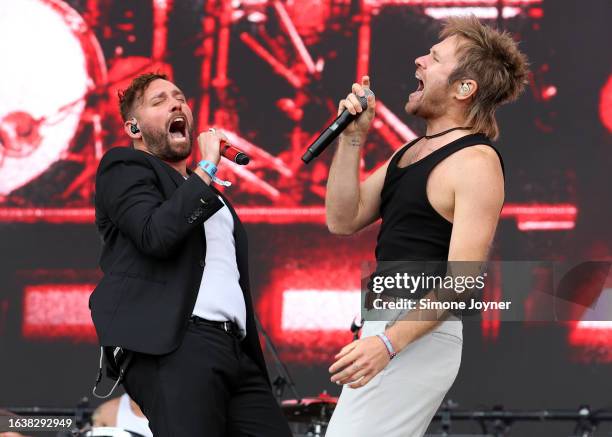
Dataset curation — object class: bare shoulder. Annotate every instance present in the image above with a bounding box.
[450,145,504,182]
[447,144,505,211]
[456,144,501,165]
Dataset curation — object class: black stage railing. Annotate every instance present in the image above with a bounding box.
[3,401,612,436]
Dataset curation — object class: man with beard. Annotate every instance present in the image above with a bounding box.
[324,16,529,436]
[90,73,292,437]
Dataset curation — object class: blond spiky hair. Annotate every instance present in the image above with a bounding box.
[441,15,530,140]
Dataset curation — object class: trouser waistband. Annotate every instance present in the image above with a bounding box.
[189,315,242,339]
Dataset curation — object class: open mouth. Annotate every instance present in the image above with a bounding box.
[409,74,425,102]
[168,116,187,140]
[415,74,425,92]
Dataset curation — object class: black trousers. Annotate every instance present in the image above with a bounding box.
[122,319,292,437]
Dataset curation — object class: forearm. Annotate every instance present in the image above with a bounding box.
[325,133,365,234]
[385,318,443,353]
[99,161,223,258]
[383,263,486,352]
[123,175,223,258]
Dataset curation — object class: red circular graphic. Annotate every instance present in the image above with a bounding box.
[600,74,612,133]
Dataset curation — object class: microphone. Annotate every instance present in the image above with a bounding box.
[350,317,364,341]
[301,89,374,164]
[221,142,250,165]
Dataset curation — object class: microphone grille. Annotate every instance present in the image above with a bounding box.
[359,89,375,110]
[236,153,250,165]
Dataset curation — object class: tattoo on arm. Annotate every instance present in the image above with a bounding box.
[350,136,362,147]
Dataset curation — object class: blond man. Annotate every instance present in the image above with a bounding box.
[325,16,529,436]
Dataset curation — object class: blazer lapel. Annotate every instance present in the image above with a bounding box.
[149,161,206,248]
[162,162,187,188]
[141,152,186,189]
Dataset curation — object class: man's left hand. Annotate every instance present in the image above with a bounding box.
[329,336,390,388]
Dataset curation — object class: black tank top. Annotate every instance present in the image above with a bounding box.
[375,133,504,262]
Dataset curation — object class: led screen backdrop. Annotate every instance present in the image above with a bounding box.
[0,0,611,434]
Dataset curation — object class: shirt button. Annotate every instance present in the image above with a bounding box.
[199,259,205,268]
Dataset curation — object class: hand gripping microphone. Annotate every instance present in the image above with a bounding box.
[301,89,374,164]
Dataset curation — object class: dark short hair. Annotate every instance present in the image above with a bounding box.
[117,72,168,121]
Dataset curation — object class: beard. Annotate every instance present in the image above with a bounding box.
[140,123,193,162]
[405,81,450,120]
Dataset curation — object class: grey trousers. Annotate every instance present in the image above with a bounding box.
[325,319,462,437]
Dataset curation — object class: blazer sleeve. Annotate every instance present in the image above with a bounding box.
[96,155,223,259]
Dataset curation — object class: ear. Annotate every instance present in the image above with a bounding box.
[455,79,478,101]
[124,118,141,139]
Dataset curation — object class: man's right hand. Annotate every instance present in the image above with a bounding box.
[197,128,229,166]
[337,75,376,140]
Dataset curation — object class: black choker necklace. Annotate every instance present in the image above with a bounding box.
[424,126,472,140]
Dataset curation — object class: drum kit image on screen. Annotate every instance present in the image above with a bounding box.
[0,0,545,211]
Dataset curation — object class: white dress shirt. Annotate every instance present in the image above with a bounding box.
[192,195,247,337]
[116,393,153,437]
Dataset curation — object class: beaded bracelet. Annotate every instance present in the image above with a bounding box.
[376,333,397,360]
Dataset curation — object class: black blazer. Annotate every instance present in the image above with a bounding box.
[90,147,267,376]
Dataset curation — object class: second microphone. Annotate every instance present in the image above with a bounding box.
[221,142,250,165]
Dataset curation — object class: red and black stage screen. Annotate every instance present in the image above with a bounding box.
[0,0,611,434]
